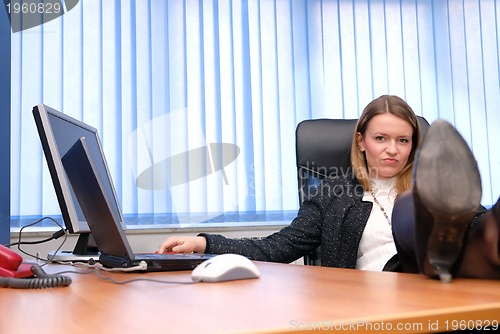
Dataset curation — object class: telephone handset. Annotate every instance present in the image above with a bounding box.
[0,244,33,278]
[0,244,72,288]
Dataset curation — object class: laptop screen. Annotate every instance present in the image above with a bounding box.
[61,137,136,260]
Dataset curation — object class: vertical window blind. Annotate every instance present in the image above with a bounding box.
[9,0,500,227]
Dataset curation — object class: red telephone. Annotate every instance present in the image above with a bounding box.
[0,244,34,278]
[0,244,72,288]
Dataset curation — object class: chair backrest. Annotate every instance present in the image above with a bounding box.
[295,116,430,265]
[296,119,358,203]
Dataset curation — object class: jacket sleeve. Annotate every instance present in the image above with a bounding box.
[199,199,327,263]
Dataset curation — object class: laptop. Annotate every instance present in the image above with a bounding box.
[61,136,213,271]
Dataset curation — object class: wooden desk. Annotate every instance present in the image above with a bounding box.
[1,261,499,333]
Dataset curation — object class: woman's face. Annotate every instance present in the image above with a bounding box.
[356,113,413,179]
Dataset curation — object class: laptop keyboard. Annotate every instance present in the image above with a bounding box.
[137,253,211,260]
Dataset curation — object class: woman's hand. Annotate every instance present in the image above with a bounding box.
[157,236,207,254]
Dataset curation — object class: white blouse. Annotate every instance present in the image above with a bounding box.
[356,178,398,271]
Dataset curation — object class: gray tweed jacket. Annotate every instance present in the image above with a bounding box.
[201,176,373,269]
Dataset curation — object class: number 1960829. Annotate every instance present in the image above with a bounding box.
[6,2,62,14]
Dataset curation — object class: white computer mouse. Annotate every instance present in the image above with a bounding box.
[191,253,261,283]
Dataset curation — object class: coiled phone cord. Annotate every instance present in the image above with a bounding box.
[0,264,72,289]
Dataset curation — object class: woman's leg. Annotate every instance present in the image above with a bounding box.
[412,119,481,282]
[393,119,500,281]
[456,198,500,279]
[392,191,500,279]
[392,189,473,277]
[391,191,420,273]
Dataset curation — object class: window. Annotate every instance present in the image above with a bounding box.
[5,0,500,234]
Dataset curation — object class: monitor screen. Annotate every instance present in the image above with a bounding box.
[32,104,124,259]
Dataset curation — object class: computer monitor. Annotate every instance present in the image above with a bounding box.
[32,104,124,261]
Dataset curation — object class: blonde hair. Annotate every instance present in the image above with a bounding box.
[350,95,421,195]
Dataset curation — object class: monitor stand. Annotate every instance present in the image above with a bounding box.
[48,232,99,262]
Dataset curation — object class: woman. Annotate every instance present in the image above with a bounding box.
[158,95,500,281]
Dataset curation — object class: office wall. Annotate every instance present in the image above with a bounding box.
[0,5,10,244]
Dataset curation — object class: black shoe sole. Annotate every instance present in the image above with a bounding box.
[414,120,482,282]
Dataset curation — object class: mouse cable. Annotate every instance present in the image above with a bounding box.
[53,261,196,285]
[93,268,196,285]
[53,259,147,271]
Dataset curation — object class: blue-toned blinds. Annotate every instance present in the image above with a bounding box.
[10,0,500,226]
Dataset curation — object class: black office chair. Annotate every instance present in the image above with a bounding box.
[295,116,430,266]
